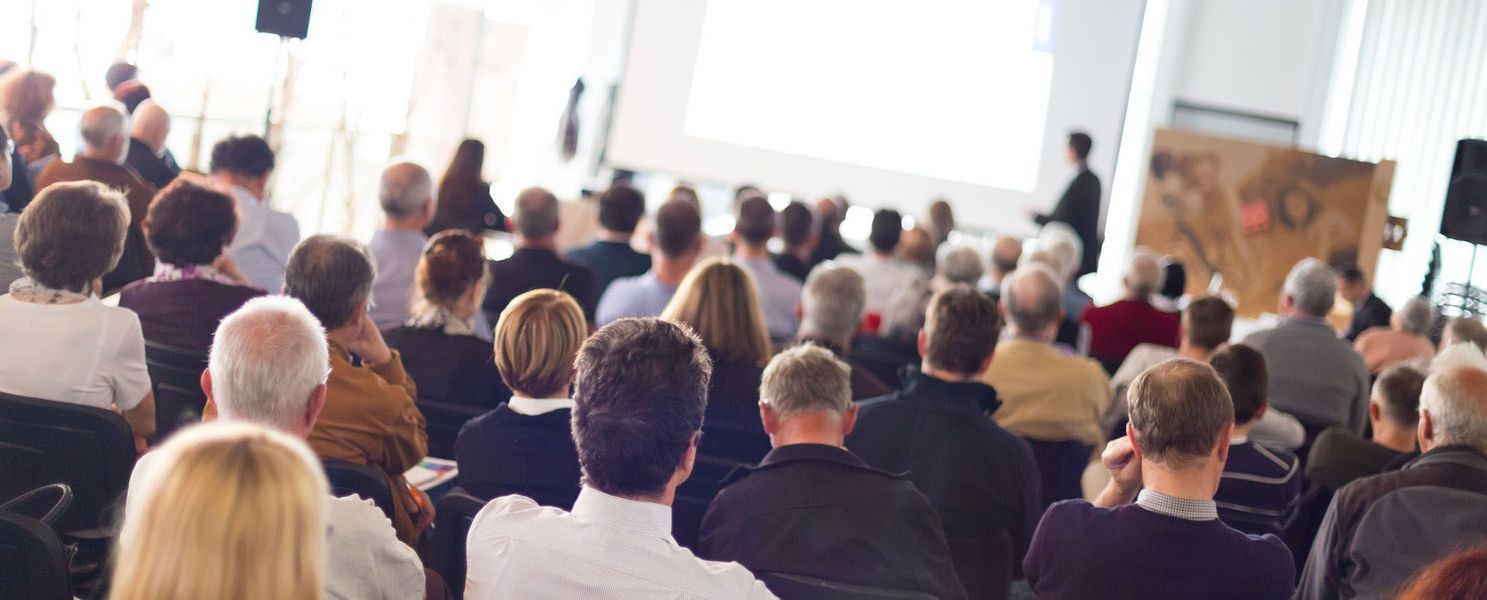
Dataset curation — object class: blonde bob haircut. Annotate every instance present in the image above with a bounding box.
[495,289,588,398]
[113,422,327,600]
[660,257,772,368]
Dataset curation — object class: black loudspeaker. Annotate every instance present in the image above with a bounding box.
[256,0,313,39]
[1440,139,1487,245]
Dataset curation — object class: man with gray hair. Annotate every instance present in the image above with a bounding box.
[1244,258,1371,434]
[1353,296,1437,375]
[124,99,180,188]
[481,186,596,324]
[795,264,891,399]
[35,103,157,292]
[368,160,437,331]
[1081,248,1181,370]
[131,296,430,600]
[697,344,964,597]
[1298,343,1487,599]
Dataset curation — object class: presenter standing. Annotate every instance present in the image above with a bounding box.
[1031,132,1102,276]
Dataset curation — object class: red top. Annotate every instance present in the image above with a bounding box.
[1081,299,1181,364]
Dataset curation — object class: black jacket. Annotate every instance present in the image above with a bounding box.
[699,358,772,466]
[481,248,597,324]
[453,405,582,510]
[125,137,181,189]
[847,368,1041,600]
[698,444,967,599]
[1035,168,1102,275]
[1344,293,1392,342]
[382,326,508,407]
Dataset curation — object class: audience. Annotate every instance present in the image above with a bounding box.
[897,225,936,273]
[119,179,266,353]
[211,135,300,293]
[105,61,151,113]
[699,344,966,598]
[0,124,22,290]
[463,318,774,598]
[383,230,506,407]
[1353,296,1437,374]
[127,296,427,599]
[425,139,506,235]
[808,194,859,267]
[1339,266,1392,342]
[596,198,703,324]
[567,184,651,300]
[1039,223,1092,322]
[732,195,802,339]
[455,289,586,508]
[0,181,155,447]
[124,100,180,188]
[666,184,729,260]
[1024,359,1296,599]
[1397,543,1487,600]
[35,103,157,292]
[838,208,924,321]
[1441,315,1487,352]
[981,235,1022,300]
[1244,258,1371,434]
[368,160,437,331]
[0,68,59,178]
[795,264,891,400]
[771,200,815,281]
[1082,249,1181,369]
[1305,363,1425,491]
[481,187,596,323]
[660,258,774,464]
[1297,343,1487,598]
[849,286,1039,600]
[927,198,956,247]
[1208,344,1302,535]
[113,422,328,600]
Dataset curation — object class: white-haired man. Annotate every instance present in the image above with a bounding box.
[1081,249,1180,369]
[1243,258,1371,434]
[127,296,428,600]
[124,99,180,188]
[368,161,437,331]
[1297,343,1487,599]
[795,264,891,400]
[35,103,157,291]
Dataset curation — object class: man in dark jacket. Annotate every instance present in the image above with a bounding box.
[1032,132,1101,276]
[1338,267,1392,341]
[698,344,964,598]
[482,187,596,323]
[847,286,1040,600]
[123,100,181,189]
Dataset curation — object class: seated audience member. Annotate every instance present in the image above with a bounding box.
[1208,345,1302,535]
[927,198,956,247]
[368,161,436,331]
[897,225,936,273]
[210,235,429,543]
[1024,359,1296,599]
[771,200,815,281]
[424,139,506,235]
[732,195,802,339]
[597,199,703,324]
[1244,258,1371,434]
[481,187,596,323]
[1297,344,1487,599]
[120,179,266,353]
[849,287,1039,599]
[1397,543,1487,600]
[1442,316,1487,352]
[383,230,506,406]
[35,103,156,292]
[211,135,300,293]
[873,245,984,372]
[124,100,180,188]
[0,182,155,445]
[0,124,24,290]
[981,235,1022,300]
[113,423,328,600]
[1353,296,1437,374]
[1110,296,1304,451]
[0,68,60,179]
[808,194,859,267]
[838,208,924,320]
[567,184,651,300]
[463,318,774,599]
[105,61,151,113]
[795,264,891,400]
[455,290,586,508]
[665,185,729,260]
[1082,249,1181,369]
[129,297,426,599]
[1039,223,1092,321]
[986,266,1110,452]
[699,345,965,598]
[1339,266,1391,342]
[1306,363,1425,491]
[661,258,775,464]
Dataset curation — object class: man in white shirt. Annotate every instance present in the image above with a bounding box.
[126,296,427,600]
[837,208,925,320]
[211,135,300,293]
[368,161,434,331]
[464,318,776,599]
[732,196,801,339]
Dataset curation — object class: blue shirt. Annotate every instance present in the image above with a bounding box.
[735,255,801,340]
[595,272,678,326]
[225,185,300,293]
[567,240,651,302]
[368,229,428,332]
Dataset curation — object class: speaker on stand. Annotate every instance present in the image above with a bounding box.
[254,0,311,140]
[1439,139,1487,314]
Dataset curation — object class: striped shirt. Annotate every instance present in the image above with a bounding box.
[1214,437,1302,535]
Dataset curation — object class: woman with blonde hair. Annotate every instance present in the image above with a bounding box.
[660,257,773,463]
[112,422,328,600]
[0,68,59,177]
[454,289,588,509]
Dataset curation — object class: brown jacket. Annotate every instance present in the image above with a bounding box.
[35,156,157,291]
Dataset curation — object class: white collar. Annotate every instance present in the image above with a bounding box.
[570,486,673,539]
[506,396,575,416]
[1230,434,1250,445]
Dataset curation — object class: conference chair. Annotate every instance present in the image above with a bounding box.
[0,511,71,600]
[430,488,486,599]
[143,341,209,444]
[671,454,749,550]
[756,572,938,600]
[947,530,1015,600]
[1025,438,1095,510]
[323,459,398,523]
[0,391,136,535]
[416,398,486,460]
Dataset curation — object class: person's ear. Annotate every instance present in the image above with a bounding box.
[1368,401,1382,423]
[304,383,328,431]
[421,196,435,222]
[647,232,658,253]
[1216,422,1234,464]
[1126,422,1142,460]
[200,369,214,403]
[759,402,778,435]
[1419,409,1435,450]
[917,329,928,357]
[841,403,859,436]
[975,352,995,377]
[679,432,699,476]
[1252,401,1268,423]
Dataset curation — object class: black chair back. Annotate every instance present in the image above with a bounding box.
[0,511,70,600]
[417,399,486,460]
[0,392,136,534]
[1,484,73,527]
[1025,438,1094,510]
[672,454,748,550]
[947,531,1014,600]
[323,459,398,523]
[757,572,938,600]
[430,488,487,599]
[143,341,208,443]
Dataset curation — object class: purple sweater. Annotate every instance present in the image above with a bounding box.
[119,279,265,353]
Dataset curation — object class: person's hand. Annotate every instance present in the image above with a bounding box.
[211,254,251,286]
[411,486,436,532]
[343,313,393,367]
[1092,436,1143,508]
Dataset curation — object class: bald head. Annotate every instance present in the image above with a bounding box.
[1001,265,1063,336]
[79,104,128,163]
[991,236,1022,278]
[131,100,170,154]
[1125,249,1163,298]
[1420,344,1487,452]
[1128,358,1235,468]
[378,160,433,221]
